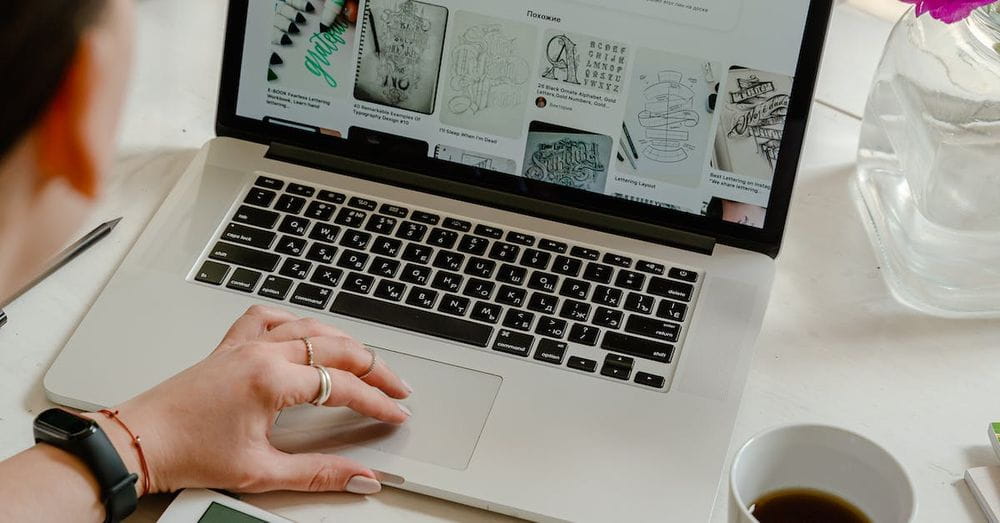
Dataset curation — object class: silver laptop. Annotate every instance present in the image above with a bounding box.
[45,1,831,520]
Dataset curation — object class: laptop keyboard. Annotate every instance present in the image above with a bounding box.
[191,174,703,392]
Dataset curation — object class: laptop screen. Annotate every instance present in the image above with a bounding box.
[224,0,828,251]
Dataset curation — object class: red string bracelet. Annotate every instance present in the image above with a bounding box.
[97,409,150,497]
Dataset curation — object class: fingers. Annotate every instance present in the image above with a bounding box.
[263,450,380,494]
[260,316,350,343]
[283,364,410,425]
[217,305,300,351]
[272,337,410,400]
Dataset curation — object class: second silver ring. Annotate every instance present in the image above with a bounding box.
[311,364,331,406]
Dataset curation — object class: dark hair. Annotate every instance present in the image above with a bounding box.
[0,1,107,160]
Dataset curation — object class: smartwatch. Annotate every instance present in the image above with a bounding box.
[33,408,138,523]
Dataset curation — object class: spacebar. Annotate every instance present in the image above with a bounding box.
[331,292,494,347]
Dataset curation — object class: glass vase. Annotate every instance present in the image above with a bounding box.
[856,5,1000,317]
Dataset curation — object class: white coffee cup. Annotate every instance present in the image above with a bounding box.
[730,424,916,522]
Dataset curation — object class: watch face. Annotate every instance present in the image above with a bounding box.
[36,409,95,439]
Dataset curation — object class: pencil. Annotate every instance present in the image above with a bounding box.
[618,139,638,170]
[367,8,381,55]
[622,123,639,160]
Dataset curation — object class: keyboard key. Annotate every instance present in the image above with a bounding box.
[538,239,567,253]
[470,301,502,324]
[366,215,397,235]
[648,277,694,302]
[279,258,312,280]
[244,188,277,208]
[528,271,559,293]
[195,260,230,285]
[635,372,666,389]
[317,189,346,204]
[656,300,688,322]
[275,235,307,257]
[570,246,599,261]
[379,204,408,218]
[333,292,491,346]
[286,183,316,197]
[396,221,428,242]
[310,265,343,287]
[602,332,674,363]
[406,287,438,309]
[603,253,632,268]
[209,242,280,272]
[568,323,600,346]
[520,249,551,270]
[464,257,496,278]
[342,272,375,294]
[371,236,402,257]
[615,270,645,291]
[400,263,431,286]
[368,257,400,278]
[637,261,665,275]
[669,267,698,282]
[443,217,472,232]
[559,278,590,300]
[624,292,654,314]
[439,294,471,316]
[290,283,333,309]
[427,228,459,249]
[593,307,624,329]
[336,250,369,271]
[258,275,293,300]
[601,354,633,381]
[527,292,559,314]
[339,230,371,250]
[625,315,680,343]
[488,242,520,263]
[492,330,533,357]
[411,211,440,225]
[567,356,597,373]
[275,194,306,214]
[401,244,433,264]
[506,232,535,246]
[334,208,367,228]
[348,196,377,211]
[374,280,407,302]
[582,263,613,284]
[463,278,495,300]
[255,175,283,190]
[560,299,591,322]
[278,215,311,236]
[223,223,275,250]
[534,339,567,365]
[552,256,582,277]
[496,285,526,307]
[233,205,279,229]
[304,201,336,221]
[433,250,465,272]
[309,223,340,244]
[535,316,568,339]
[457,235,490,256]
[496,264,527,285]
[431,271,463,293]
[502,309,534,331]
[474,224,503,239]
[592,285,623,307]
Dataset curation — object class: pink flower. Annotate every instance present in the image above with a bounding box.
[901,0,998,23]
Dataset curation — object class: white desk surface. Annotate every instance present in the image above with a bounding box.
[2,1,997,522]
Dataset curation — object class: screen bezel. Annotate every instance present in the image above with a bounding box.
[216,0,833,257]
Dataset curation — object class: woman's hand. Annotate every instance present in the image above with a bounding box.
[88,305,412,496]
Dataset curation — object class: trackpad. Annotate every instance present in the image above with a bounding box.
[270,348,501,471]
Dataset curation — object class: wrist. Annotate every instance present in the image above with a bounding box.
[82,411,152,497]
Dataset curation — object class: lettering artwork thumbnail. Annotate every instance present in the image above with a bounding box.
[266,0,356,97]
[523,122,613,193]
[713,66,793,181]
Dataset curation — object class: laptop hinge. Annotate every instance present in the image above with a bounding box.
[265,142,717,256]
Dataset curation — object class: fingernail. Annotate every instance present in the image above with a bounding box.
[346,475,382,495]
[397,403,412,417]
[401,379,414,394]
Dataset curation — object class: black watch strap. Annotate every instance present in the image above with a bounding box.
[34,408,138,523]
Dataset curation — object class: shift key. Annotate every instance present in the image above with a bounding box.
[601,332,674,363]
[209,241,280,272]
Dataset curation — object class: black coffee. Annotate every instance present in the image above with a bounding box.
[750,488,872,523]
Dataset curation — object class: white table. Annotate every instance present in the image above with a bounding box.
[2,1,997,521]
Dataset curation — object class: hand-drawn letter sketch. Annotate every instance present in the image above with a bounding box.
[267,0,356,99]
[439,12,537,138]
[434,145,517,174]
[713,66,793,182]
[353,0,448,115]
[540,30,628,95]
[522,123,613,193]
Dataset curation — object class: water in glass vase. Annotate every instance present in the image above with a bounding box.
[857,6,1000,317]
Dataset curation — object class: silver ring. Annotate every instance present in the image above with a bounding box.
[311,364,331,406]
[358,346,377,380]
[302,337,315,367]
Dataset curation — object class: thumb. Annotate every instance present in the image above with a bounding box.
[265,450,383,495]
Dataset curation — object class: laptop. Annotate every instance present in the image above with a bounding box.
[45,0,831,520]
